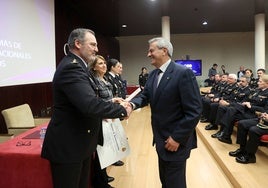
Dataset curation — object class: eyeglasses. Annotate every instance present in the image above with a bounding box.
[16,141,31,146]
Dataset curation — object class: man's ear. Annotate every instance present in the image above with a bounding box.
[162,48,168,56]
[74,39,81,49]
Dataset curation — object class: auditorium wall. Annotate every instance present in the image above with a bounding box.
[118,32,268,86]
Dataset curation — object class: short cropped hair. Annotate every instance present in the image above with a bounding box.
[240,75,251,83]
[68,28,95,50]
[148,37,173,57]
[257,68,266,73]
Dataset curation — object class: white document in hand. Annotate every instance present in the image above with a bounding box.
[97,118,130,169]
[125,87,141,101]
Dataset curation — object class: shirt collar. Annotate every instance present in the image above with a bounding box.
[158,59,171,73]
[109,72,116,77]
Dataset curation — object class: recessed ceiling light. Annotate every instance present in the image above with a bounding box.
[122,24,127,28]
[202,21,208,25]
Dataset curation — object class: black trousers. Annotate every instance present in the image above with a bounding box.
[92,153,110,188]
[237,118,268,154]
[215,105,229,130]
[50,156,91,188]
[158,156,187,188]
[201,97,212,119]
[208,103,219,124]
[220,107,256,137]
[220,106,239,136]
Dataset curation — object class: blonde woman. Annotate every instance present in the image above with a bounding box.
[89,55,116,188]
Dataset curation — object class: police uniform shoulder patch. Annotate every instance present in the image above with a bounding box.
[71,59,78,64]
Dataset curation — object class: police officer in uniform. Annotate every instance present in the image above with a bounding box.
[229,112,268,164]
[205,73,239,130]
[211,75,251,138]
[200,73,227,123]
[218,74,268,144]
[41,28,131,188]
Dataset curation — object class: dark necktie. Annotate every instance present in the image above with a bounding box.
[153,69,162,95]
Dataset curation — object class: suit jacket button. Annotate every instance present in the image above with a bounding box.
[87,130,91,133]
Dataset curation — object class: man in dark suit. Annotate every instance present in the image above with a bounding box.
[130,37,202,188]
[41,28,131,188]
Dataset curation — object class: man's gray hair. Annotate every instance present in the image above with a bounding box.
[68,28,95,50]
[228,73,237,80]
[148,37,173,57]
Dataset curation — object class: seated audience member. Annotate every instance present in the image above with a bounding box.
[201,73,221,95]
[229,112,268,164]
[204,74,215,87]
[211,75,251,138]
[217,74,268,144]
[200,73,221,122]
[200,73,227,123]
[204,73,238,130]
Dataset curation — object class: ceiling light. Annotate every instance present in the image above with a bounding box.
[202,21,208,25]
[122,24,127,28]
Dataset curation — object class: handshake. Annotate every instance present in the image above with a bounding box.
[112,97,134,119]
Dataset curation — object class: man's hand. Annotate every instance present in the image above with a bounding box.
[261,112,268,121]
[212,98,219,102]
[120,101,133,118]
[219,99,229,106]
[165,136,180,152]
[112,97,124,103]
[207,93,214,98]
[242,102,251,108]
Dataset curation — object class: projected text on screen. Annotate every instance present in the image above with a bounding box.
[0,0,56,87]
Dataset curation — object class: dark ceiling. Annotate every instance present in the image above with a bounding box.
[63,0,268,37]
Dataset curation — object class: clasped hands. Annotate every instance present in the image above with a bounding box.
[112,97,133,118]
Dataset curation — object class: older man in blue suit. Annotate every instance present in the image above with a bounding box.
[131,37,202,188]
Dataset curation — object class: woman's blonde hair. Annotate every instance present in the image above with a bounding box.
[89,55,106,74]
